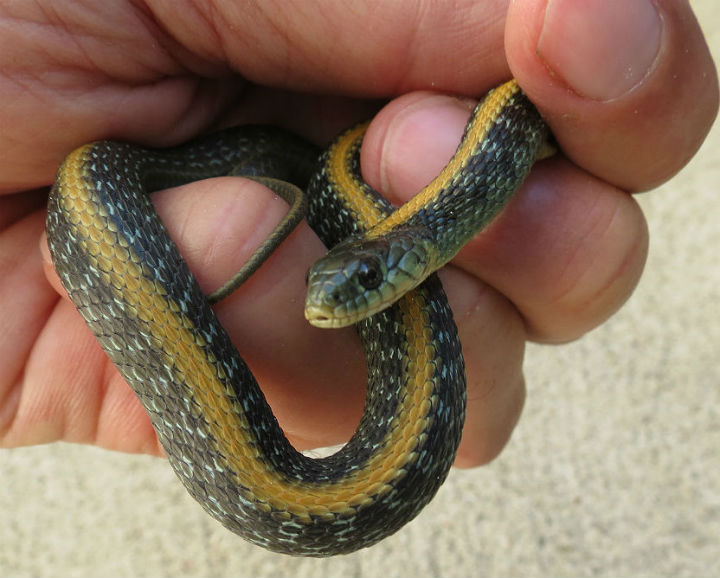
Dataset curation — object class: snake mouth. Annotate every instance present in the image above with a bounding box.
[304,306,358,329]
[304,298,394,329]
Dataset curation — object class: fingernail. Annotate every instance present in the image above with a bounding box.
[537,0,662,101]
[379,95,473,196]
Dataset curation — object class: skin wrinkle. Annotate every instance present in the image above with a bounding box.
[202,1,264,77]
[30,312,120,448]
[18,284,154,451]
[91,353,117,447]
[450,2,508,88]
[0,215,48,402]
[401,1,506,91]
[550,193,636,310]
[135,1,323,95]
[145,0,280,82]
[95,363,160,455]
[248,2,301,88]
[571,201,648,320]
[140,76,243,143]
[192,188,242,288]
[186,182,285,294]
[33,311,91,439]
[383,3,426,94]
[131,0,226,74]
[543,186,612,308]
[452,275,525,466]
[0,382,23,442]
[53,3,179,83]
[139,1,507,96]
[121,0,248,86]
[0,370,22,442]
[461,293,523,406]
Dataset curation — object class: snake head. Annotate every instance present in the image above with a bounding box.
[304,229,436,328]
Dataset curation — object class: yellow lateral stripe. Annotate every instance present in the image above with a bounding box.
[324,122,389,227]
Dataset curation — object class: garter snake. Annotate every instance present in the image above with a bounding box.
[46,80,549,556]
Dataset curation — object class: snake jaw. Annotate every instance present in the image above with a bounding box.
[304,231,435,328]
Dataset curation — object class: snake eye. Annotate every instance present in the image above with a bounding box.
[356,258,383,290]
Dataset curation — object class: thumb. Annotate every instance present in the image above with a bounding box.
[506,0,719,191]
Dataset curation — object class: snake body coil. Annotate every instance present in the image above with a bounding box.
[46,80,547,556]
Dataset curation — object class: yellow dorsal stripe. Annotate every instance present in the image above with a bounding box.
[369,79,521,236]
[56,154,439,521]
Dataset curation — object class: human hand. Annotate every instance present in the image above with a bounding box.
[1,0,716,467]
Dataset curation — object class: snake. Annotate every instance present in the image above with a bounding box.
[46,80,550,556]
